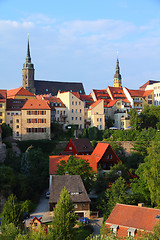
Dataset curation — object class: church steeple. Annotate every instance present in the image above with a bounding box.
[113,51,122,88]
[22,36,35,94]
[26,36,31,63]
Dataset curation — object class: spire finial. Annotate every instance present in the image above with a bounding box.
[26,34,31,63]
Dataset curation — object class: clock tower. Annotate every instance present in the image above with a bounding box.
[22,36,35,94]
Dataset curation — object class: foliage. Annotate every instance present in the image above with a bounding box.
[2,140,12,148]
[105,116,114,129]
[21,200,32,213]
[128,108,141,130]
[1,123,12,139]
[1,194,23,230]
[56,156,95,192]
[138,142,160,207]
[91,139,97,149]
[52,187,77,240]
[0,223,20,240]
[104,177,133,219]
[74,224,93,240]
[17,139,56,154]
[106,163,130,183]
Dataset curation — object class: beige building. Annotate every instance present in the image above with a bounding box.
[13,99,51,140]
[145,82,160,106]
[57,91,84,129]
[0,90,7,124]
[87,100,105,130]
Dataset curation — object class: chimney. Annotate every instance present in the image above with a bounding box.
[138,203,144,207]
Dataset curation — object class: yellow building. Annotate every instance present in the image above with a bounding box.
[87,100,105,130]
[57,91,85,129]
[0,90,7,124]
[12,99,51,140]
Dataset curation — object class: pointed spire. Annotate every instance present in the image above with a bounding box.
[114,51,122,87]
[26,34,31,63]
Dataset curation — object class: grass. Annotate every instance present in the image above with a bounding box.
[74,224,93,240]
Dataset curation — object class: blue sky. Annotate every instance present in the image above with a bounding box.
[0,0,160,94]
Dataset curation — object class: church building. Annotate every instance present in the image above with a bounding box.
[22,38,85,96]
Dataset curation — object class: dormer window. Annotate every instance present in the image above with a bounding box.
[110,225,119,236]
[127,228,136,237]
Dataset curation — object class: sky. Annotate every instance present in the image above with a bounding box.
[0,0,160,94]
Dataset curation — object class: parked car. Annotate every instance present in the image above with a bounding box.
[45,191,50,198]
[78,217,90,224]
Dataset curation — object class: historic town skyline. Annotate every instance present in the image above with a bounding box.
[0,0,160,93]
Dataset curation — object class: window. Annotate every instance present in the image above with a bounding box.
[110,225,119,236]
[7,112,10,115]
[100,125,102,129]
[0,104,2,108]
[69,147,72,150]
[16,132,19,136]
[75,109,77,113]
[16,125,19,128]
[57,110,59,114]
[0,112,2,116]
[80,109,81,113]
[72,109,74,113]
[79,101,81,105]
[75,117,77,120]
[72,101,74,105]
[110,155,112,159]
[75,102,77,105]
[80,117,81,120]
[100,118,102,122]
[127,228,136,237]
[35,119,37,123]
[97,118,99,122]
[72,117,74,120]
[106,155,109,159]
[74,204,78,209]
[16,119,19,123]
[0,119,2,123]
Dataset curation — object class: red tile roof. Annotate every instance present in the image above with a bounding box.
[21,99,51,110]
[49,155,97,174]
[89,99,103,110]
[58,91,80,99]
[92,143,121,163]
[37,95,66,108]
[92,89,110,100]
[106,203,160,236]
[7,87,35,99]
[125,88,153,98]
[107,86,127,100]
[0,90,7,100]
[107,99,119,108]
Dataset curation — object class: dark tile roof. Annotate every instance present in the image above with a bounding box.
[6,99,27,111]
[49,175,91,204]
[34,80,85,96]
[70,138,93,153]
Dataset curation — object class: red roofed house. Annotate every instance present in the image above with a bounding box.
[123,87,154,112]
[7,87,36,99]
[62,138,93,155]
[49,142,121,188]
[105,203,160,238]
[12,99,51,140]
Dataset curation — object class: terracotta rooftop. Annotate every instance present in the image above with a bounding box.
[92,142,121,163]
[106,203,160,233]
[107,99,119,108]
[0,90,7,100]
[7,87,35,99]
[92,89,110,100]
[21,99,51,110]
[125,88,153,98]
[49,155,97,174]
[107,86,127,100]
[37,95,66,108]
[89,99,103,111]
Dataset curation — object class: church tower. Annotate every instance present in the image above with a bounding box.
[22,36,35,94]
[113,52,122,88]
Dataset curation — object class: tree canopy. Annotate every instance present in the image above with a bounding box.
[52,187,77,240]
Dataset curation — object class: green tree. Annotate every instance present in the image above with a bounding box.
[139,142,160,207]
[0,223,20,240]
[128,108,141,130]
[1,194,23,231]
[1,123,12,139]
[52,187,76,240]
[104,177,133,218]
[56,156,95,192]
[105,116,114,129]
